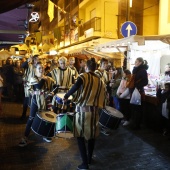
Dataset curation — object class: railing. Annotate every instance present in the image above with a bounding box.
[79,17,101,37]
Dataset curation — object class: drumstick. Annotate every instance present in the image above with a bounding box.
[45,85,60,99]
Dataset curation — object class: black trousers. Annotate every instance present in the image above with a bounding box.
[130,102,145,128]
[77,137,95,165]
[119,98,131,121]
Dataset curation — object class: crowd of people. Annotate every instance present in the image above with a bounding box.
[1,53,170,170]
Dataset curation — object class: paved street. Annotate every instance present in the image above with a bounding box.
[0,101,170,170]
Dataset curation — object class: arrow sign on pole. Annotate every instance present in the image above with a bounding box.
[126,24,132,37]
[121,21,137,38]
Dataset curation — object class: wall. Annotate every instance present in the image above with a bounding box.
[143,0,159,35]
[101,0,118,38]
[159,0,170,34]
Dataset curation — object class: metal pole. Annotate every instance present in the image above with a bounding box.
[126,0,130,21]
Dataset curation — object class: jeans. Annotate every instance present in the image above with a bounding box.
[24,97,38,137]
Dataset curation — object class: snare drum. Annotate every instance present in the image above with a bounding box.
[31,111,56,137]
[56,93,73,105]
[56,113,74,138]
[99,106,123,129]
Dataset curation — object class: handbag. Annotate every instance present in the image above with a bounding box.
[130,88,141,105]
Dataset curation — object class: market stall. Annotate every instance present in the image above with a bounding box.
[93,35,170,130]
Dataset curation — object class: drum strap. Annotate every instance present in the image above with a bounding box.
[76,106,98,112]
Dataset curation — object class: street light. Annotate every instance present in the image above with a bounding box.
[130,0,133,8]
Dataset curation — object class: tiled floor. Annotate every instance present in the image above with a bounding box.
[0,101,170,170]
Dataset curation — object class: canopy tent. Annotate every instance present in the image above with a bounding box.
[93,35,170,76]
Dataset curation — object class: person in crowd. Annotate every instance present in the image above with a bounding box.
[44,61,51,75]
[20,54,40,120]
[117,69,132,126]
[164,63,170,77]
[63,58,106,170]
[109,67,123,110]
[21,57,27,64]
[42,58,47,69]
[107,66,116,106]
[50,55,58,71]
[47,56,73,113]
[129,57,148,130]
[78,59,87,74]
[68,57,79,84]
[18,62,55,147]
[2,57,14,100]
[95,58,111,136]
[1,60,7,97]
[156,82,170,136]
[1,60,6,67]
[13,60,24,102]
[0,70,3,117]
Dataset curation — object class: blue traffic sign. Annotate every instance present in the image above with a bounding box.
[121,21,137,37]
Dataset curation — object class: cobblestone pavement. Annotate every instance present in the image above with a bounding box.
[0,101,170,170]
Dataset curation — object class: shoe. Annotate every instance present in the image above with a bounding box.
[77,163,89,170]
[43,137,52,143]
[100,129,110,136]
[18,138,27,147]
[123,121,130,126]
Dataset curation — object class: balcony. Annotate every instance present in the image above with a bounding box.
[79,17,101,37]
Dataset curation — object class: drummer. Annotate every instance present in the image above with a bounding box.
[63,58,106,170]
[18,62,56,147]
[20,54,40,120]
[95,58,111,136]
[47,56,73,113]
[68,56,79,84]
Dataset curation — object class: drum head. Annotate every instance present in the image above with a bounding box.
[38,111,56,123]
[56,93,73,100]
[105,106,123,118]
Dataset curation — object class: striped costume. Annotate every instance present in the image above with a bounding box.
[23,63,35,97]
[72,72,106,140]
[95,69,109,84]
[28,76,55,110]
[49,67,74,110]
[69,66,79,83]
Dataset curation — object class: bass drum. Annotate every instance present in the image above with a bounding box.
[31,111,56,137]
[99,106,123,129]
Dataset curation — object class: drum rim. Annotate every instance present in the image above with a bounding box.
[102,109,123,118]
[55,131,74,138]
[31,127,55,137]
[56,93,73,100]
[36,112,56,123]
[57,113,74,116]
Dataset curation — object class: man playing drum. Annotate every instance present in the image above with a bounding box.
[68,56,79,84]
[95,58,111,136]
[47,56,74,113]
[63,58,106,170]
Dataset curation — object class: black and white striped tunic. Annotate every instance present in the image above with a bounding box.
[71,72,106,140]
